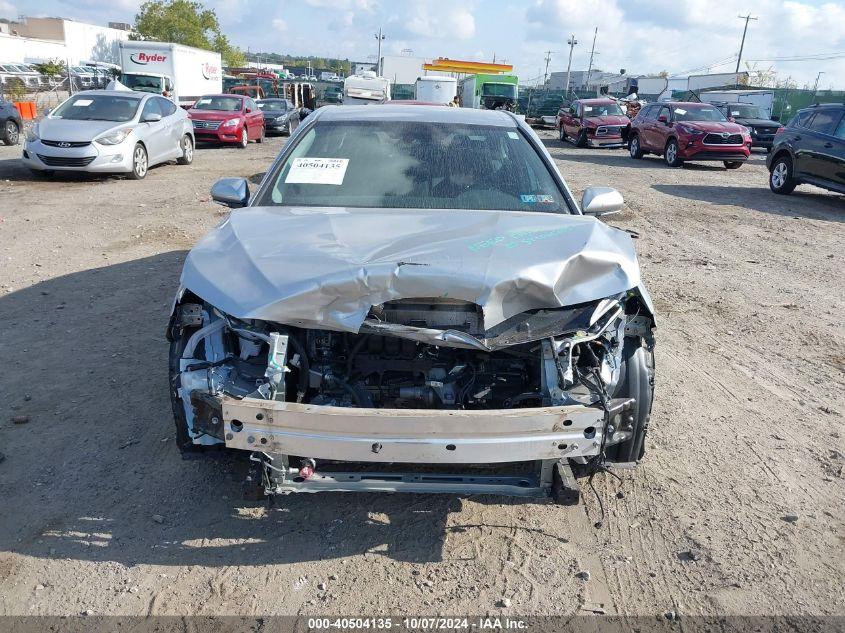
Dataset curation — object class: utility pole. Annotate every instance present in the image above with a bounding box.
[586,27,598,91]
[374,28,385,76]
[735,14,758,74]
[812,71,825,93]
[564,35,577,98]
[542,50,553,88]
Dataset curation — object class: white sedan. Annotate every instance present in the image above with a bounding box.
[23,90,194,179]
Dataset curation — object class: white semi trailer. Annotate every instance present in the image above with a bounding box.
[118,41,222,108]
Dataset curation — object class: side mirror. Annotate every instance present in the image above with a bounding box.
[142,112,162,123]
[582,186,624,217]
[728,116,736,123]
[211,177,250,209]
[657,114,668,124]
[771,115,780,122]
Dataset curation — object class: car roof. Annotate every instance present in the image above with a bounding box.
[663,102,716,107]
[72,90,145,99]
[314,104,518,127]
[578,98,616,104]
[199,94,245,99]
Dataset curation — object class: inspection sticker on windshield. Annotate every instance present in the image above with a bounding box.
[520,194,555,204]
[285,158,349,185]
[73,99,93,107]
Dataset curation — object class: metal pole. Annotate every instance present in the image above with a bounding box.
[67,58,73,95]
[564,36,577,98]
[812,71,824,93]
[543,50,552,88]
[586,27,597,92]
[735,14,758,75]
[375,28,385,76]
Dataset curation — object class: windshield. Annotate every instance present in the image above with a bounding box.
[257,100,287,112]
[726,104,766,119]
[51,94,141,122]
[582,102,624,117]
[673,105,727,122]
[259,121,567,213]
[193,96,243,111]
[481,83,517,99]
[120,73,163,92]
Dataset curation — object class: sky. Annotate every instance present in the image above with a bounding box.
[3,0,844,88]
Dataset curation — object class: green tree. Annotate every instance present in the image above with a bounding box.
[133,0,245,67]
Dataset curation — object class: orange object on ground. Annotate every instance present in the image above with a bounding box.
[14,102,36,120]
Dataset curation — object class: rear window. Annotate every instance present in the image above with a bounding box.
[258,121,568,213]
[790,110,813,129]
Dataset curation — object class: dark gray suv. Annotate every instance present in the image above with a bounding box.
[767,103,845,195]
[0,98,22,145]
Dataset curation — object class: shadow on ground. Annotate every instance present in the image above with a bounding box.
[651,183,844,222]
[0,253,550,569]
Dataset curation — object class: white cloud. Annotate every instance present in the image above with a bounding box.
[0,0,16,16]
[272,18,288,33]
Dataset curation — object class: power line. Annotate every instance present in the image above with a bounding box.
[746,52,845,61]
[735,14,758,73]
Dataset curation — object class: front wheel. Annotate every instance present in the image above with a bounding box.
[576,129,588,148]
[664,139,683,167]
[605,337,655,463]
[129,143,148,180]
[769,155,797,194]
[724,161,743,170]
[256,125,265,143]
[238,127,249,149]
[177,134,193,165]
[629,134,644,159]
[3,120,20,145]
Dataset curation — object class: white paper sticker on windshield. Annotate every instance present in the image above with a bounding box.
[285,158,349,185]
[196,98,211,105]
[507,131,519,139]
[73,99,93,106]
[674,108,686,115]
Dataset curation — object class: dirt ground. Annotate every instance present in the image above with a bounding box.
[0,129,843,620]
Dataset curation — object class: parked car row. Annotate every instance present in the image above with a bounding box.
[16,88,304,179]
[0,62,117,93]
[556,97,844,196]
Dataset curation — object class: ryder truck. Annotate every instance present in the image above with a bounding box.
[118,41,222,108]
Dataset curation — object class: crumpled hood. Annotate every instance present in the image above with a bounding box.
[180,207,644,333]
[584,115,630,128]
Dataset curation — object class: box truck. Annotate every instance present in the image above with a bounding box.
[415,76,457,104]
[118,41,222,108]
[459,73,518,110]
[342,71,391,105]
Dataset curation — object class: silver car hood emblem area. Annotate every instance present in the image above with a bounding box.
[180,206,649,333]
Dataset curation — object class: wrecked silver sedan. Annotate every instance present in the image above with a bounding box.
[167,105,655,503]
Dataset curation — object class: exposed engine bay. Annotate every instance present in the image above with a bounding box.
[168,291,653,503]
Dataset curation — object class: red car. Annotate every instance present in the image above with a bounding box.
[628,101,751,168]
[188,94,265,148]
[557,98,630,148]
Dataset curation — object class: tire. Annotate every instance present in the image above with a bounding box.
[664,139,683,167]
[238,127,249,149]
[177,135,193,165]
[723,161,743,170]
[167,310,199,453]
[256,125,265,143]
[629,134,644,159]
[576,129,588,148]
[3,120,20,145]
[605,337,655,463]
[129,143,148,180]
[286,121,292,135]
[769,155,797,195]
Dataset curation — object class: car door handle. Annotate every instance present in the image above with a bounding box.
[792,136,801,141]
[824,142,833,148]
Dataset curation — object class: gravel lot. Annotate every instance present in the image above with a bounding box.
[0,129,842,619]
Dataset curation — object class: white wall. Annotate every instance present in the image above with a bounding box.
[0,32,66,64]
[0,19,130,65]
[380,55,430,85]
